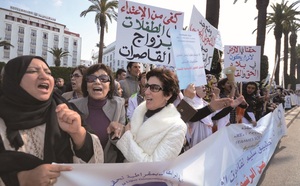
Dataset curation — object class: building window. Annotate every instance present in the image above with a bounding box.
[30,48,35,55]
[30,38,36,45]
[64,37,69,44]
[18,37,24,43]
[4,51,10,58]
[54,35,59,41]
[4,45,10,50]
[4,34,11,41]
[17,18,27,24]
[41,24,50,30]
[31,30,37,37]
[43,33,48,39]
[18,46,23,52]
[29,21,39,27]
[73,41,77,46]
[5,15,14,21]
[19,27,24,34]
[6,24,12,31]
[53,27,60,32]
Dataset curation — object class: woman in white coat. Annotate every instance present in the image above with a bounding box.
[110,68,187,162]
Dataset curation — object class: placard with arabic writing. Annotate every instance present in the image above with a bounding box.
[224,45,261,82]
[115,0,184,66]
[189,6,219,71]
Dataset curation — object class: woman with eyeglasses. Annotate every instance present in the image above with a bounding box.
[62,65,87,101]
[0,56,103,186]
[109,68,187,162]
[70,63,126,163]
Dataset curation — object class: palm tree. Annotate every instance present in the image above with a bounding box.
[0,38,14,48]
[266,1,288,85]
[283,1,300,88]
[80,0,118,64]
[48,47,70,67]
[267,0,300,86]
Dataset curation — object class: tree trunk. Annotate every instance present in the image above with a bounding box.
[205,0,220,28]
[289,31,297,78]
[55,59,61,67]
[98,14,106,64]
[274,24,283,85]
[98,24,105,64]
[256,0,269,56]
[298,57,300,82]
[205,0,221,75]
[283,31,289,88]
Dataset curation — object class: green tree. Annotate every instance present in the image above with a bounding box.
[80,0,118,64]
[48,47,70,67]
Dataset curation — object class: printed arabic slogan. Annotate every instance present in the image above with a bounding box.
[189,6,219,71]
[115,0,184,66]
[224,45,261,82]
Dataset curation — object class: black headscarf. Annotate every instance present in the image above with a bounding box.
[0,56,75,179]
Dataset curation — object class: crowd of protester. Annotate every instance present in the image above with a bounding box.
[0,55,298,185]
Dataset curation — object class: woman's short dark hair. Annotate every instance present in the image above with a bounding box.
[81,63,115,99]
[72,65,87,75]
[146,68,179,105]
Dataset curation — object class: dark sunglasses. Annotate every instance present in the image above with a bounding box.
[70,73,82,79]
[86,74,110,83]
[145,83,163,92]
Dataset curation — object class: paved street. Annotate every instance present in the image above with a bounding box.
[258,106,300,186]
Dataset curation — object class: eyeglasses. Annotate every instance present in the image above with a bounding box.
[86,74,110,83]
[70,73,82,79]
[145,83,163,92]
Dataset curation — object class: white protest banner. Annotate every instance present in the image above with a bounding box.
[291,94,298,106]
[57,105,286,186]
[224,45,261,82]
[189,6,218,71]
[170,29,206,89]
[115,0,184,66]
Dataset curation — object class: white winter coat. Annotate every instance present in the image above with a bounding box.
[116,102,187,162]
